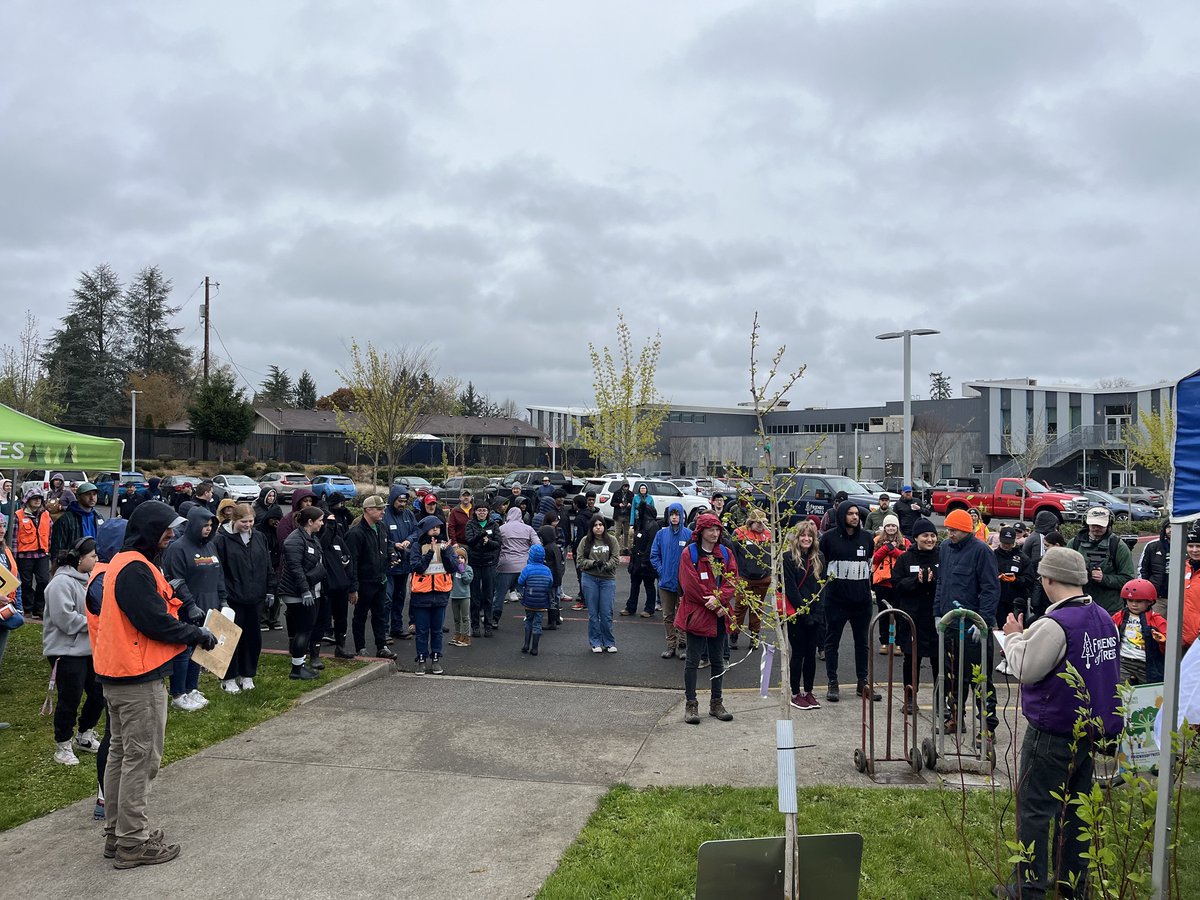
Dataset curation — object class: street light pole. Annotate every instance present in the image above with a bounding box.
[130,389,142,472]
[875,328,940,487]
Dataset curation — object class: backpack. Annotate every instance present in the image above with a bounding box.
[872,554,894,586]
[687,542,732,588]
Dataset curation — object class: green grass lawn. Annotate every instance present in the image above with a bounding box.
[0,623,365,831]
[538,784,1200,900]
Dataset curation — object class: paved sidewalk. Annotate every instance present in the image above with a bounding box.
[0,668,1022,898]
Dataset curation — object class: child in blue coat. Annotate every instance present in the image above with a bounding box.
[518,544,554,657]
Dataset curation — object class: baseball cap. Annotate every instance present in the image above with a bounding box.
[362,494,386,509]
[902,484,913,493]
[1085,506,1111,526]
[77,482,98,494]
[999,526,1017,543]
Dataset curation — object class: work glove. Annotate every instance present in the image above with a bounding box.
[196,627,218,651]
[967,625,981,644]
[184,603,205,625]
[300,591,315,607]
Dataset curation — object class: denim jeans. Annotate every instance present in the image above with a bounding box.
[684,630,726,703]
[524,610,543,637]
[1011,725,1095,899]
[169,649,199,696]
[411,603,447,658]
[492,571,519,620]
[581,573,615,648]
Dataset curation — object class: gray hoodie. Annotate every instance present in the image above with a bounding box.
[42,566,92,657]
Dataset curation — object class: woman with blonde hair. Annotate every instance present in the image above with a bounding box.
[968,507,989,543]
[782,520,824,710]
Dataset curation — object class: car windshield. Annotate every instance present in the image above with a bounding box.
[1023,479,1048,493]
[824,476,871,495]
[1087,490,1120,504]
[225,475,257,485]
[332,477,353,484]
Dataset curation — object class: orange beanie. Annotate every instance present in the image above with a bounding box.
[943,509,974,533]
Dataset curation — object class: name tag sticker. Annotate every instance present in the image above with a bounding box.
[333,544,342,551]
[857,547,866,557]
[700,572,709,581]
[389,524,397,530]
[910,565,921,573]
[679,540,686,547]
[307,547,315,555]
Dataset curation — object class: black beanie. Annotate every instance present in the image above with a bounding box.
[911,518,938,538]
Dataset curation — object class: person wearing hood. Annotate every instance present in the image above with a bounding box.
[257,505,284,630]
[675,512,738,724]
[1067,506,1134,614]
[518,544,554,656]
[93,500,217,869]
[466,502,501,638]
[531,489,561,532]
[345,494,395,660]
[43,537,105,766]
[408,515,461,674]
[730,507,771,649]
[15,488,52,618]
[1140,518,1172,616]
[819,491,850,534]
[144,477,161,504]
[819,499,880,703]
[650,503,692,658]
[493,507,541,629]
[51,481,105,562]
[119,481,145,520]
[1022,509,1063,619]
[253,487,279,523]
[47,472,68,504]
[314,497,354,662]
[215,503,276,692]
[536,512,566,630]
[279,506,327,678]
[892,519,941,715]
[277,486,317,546]
[994,526,1036,625]
[383,485,419,642]
[935,508,1001,737]
[611,482,634,553]
[623,495,660,619]
[163,505,227,710]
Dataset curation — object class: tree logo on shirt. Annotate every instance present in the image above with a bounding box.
[1081,631,1118,670]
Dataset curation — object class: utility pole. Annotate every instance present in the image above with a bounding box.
[202,275,211,382]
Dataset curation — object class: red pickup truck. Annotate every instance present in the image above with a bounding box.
[931,478,1090,524]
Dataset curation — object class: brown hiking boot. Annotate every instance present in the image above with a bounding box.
[104,828,163,859]
[709,699,733,721]
[113,836,181,869]
[684,700,701,725]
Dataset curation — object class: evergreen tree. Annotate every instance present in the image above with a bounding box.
[293,370,318,408]
[125,266,193,385]
[187,367,256,463]
[257,365,293,404]
[929,372,952,401]
[43,264,130,425]
[457,381,487,416]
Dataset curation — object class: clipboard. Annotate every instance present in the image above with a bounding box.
[0,560,19,598]
[191,609,242,679]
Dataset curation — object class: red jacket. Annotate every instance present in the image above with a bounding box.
[674,542,738,638]
[1185,562,1200,649]
[871,537,909,588]
[447,505,472,546]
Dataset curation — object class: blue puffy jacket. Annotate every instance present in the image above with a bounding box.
[518,544,555,611]
[650,503,692,592]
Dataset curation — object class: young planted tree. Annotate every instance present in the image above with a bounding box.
[1127,407,1174,487]
[335,340,435,486]
[578,310,667,473]
[186,367,256,463]
[0,311,60,421]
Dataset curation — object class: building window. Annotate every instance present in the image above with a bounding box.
[1070,407,1081,430]
[696,413,706,423]
[682,413,695,423]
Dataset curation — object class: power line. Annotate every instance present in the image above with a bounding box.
[210,322,259,395]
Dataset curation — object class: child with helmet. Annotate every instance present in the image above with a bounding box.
[1112,578,1167,684]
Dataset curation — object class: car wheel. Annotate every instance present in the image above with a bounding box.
[1115,511,1129,521]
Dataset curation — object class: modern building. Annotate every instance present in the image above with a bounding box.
[528,377,1175,489]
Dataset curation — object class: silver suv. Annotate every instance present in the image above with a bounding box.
[582,475,709,525]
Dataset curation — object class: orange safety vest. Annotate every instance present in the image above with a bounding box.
[411,545,453,594]
[92,551,186,679]
[15,508,51,554]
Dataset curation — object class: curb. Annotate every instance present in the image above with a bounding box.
[294,659,393,706]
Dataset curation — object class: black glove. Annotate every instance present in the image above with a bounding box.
[184,603,206,625]
[196,627,218,651]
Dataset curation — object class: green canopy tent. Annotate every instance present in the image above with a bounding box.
[1,404,125,546]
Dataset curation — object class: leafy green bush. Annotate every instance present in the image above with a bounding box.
[313,465,342,475]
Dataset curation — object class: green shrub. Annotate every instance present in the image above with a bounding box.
[313,465,342,475]
[156,454,174,465]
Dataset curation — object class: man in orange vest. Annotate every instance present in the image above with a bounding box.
[93,501,217,869]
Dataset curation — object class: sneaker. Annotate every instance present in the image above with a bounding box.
[54,741,80,766]
[430,656,444,675]
[605,646,618,653]
[239,677,255,691]
[220,679,241,694]
[619,609,633,616]
[591,646,603,654]
[355,648,367,657]
[75,729,102,753]
[572,602,586,611]
[188,689,209,708]
[112,837,182,869]
[803,692,821,710]
[789,692,806,710]
[104,828,163,859]
[879,645,889,655]
[259,624,270,632]
[413,655,427,675]
[94,798,105,821]
[377,647,397,660]
[171,694,201,711]
[698,659,710,669]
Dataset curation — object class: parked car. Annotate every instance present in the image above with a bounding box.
[391,475,436,499]
[258,471,313,502]
[158,474,205,501]
[310,474,359,503]
[211,474,262,502]
[931,478,1089,524]
[669,478,705,497]
[497,470,583,500]
[93,471,148,505]
[582,475,709,525]
[768,473,877,528]
[1081,489,1159,522]
[19,469,89,497]
[436,476,499,505]
[1108,485,1165,509]
[693,477,730,495]
[881,476,935,505]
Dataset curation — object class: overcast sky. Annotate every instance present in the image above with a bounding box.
[4,0,1196,416]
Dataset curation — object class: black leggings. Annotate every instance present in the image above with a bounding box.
[787,617,820,695]
[625,572,656,614]
[284,602,317,661]
[17,555,50,616]
[470,566,496,630]
[228,603,263,679]
[49,655,105,743]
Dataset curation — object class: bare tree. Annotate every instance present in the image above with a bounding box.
[910,413,961,483]
[0,311,60,421]
[1003,414,1052,521]
[335,341,436,488]
[668,435,702,477]
[1095,377,1135,389]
